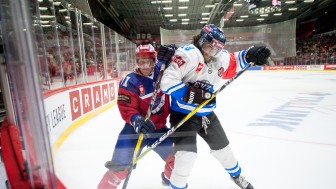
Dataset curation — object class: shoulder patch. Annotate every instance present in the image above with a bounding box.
[118,94,131,103]
[139,85,145,95]
[218,67,224,78]
[196,62,204,73]
[172,55,186,68]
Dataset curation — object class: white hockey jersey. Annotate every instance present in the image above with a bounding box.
[160,44,248,116]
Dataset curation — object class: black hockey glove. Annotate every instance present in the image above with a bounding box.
[245,46,271,66]
[131,114,155,135]
[157,44,177,66]
[183,86,212,104]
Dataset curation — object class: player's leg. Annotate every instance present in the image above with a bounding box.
[97,169,128,189]
[198,112,253,189]
[168,110,201,189]
[150,126,175,186]
[98,123,146,189]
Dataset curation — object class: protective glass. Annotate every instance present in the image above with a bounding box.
[202,43,222,57]
[201,37,225,57]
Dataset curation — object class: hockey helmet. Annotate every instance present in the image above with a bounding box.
[135,44,156,62]
[198,24,226,56]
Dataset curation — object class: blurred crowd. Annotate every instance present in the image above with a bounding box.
[283,32,336,65]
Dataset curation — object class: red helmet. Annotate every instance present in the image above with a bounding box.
[135,44,156,62]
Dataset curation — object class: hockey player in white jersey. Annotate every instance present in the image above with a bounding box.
[160,24,270,189]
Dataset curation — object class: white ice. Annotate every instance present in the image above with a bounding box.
[54,71,336,189]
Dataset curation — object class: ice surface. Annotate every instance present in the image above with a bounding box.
[54,71,336,189]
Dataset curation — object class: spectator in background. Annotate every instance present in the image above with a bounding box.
[47,53,57,84]
[112,65,118,78]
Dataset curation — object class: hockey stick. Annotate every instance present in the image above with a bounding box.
[122,63,167,189]
[133,63,253,164]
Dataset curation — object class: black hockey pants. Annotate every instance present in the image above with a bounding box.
[169,110,230,153]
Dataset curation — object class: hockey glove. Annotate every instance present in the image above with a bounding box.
[157,44,177,66]
[245,46,271,66]
[131,114,156,135]
[183,86,212,104]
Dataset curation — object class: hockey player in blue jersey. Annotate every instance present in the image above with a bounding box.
[160,24,271,189]
[97,44,177,189]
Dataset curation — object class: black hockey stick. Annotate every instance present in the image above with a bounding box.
[122,63,167,189]
[133,63,253,164]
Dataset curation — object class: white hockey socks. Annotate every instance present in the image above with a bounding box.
[210,145,241,177]
[169,151,196,189]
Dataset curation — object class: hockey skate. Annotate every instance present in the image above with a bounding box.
[161,172,170,186]
[97,170,128,189]
[231,175,254,189]
[164,173,189,189]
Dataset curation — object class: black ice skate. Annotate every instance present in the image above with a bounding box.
[161,172,170,186]
[231,175,254,189]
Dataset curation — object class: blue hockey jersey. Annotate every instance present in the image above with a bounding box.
[117,61,170,129]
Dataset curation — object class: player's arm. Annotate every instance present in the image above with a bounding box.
[160,50,192,100]
[220,46,270,79]
[235,46,271,71]
[117,77,140,124]
[118,77,156,134]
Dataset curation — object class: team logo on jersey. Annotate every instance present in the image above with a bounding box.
[184,46,195,51]
[139,85,145,95]
[172,55,186,68]
[208,68,212,74]
[196,62,204,73]
[194,80,212,91]
[218,67,224,78]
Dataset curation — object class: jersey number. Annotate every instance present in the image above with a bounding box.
[121,76,131,87]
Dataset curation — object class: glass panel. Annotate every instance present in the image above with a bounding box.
[93,19,103,81]
[39,0,65,89]
[130,40,136,71]
[82,14,96,82]
[118,34,128,77]
[111,31,119,78]
[70,8,86,84]
[104,26,116,79]
[0,0,57,187]
[125,40,131,72]
[32,0,52,91]
[55,2,77,87]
